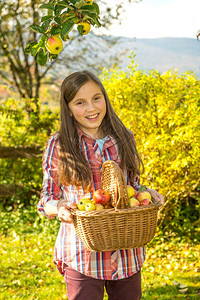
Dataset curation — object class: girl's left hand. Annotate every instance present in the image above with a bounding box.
[146,188,165,205]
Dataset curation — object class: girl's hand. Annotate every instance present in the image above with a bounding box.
[146,188,165,205]
[57,201,77,223]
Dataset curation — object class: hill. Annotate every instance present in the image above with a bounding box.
[57,34,200,78]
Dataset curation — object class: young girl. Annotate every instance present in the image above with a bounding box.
[38,70,164,300]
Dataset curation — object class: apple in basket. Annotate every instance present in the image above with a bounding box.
[127,185,138,198]
[136,191,151,203]
[140,199,152,206]
[93,189,110,205]
[128,197,140,208]
[77,198,93,211]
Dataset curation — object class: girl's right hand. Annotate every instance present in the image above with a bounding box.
[57,201,77,223]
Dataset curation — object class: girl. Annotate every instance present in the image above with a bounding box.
[38,70,164,300]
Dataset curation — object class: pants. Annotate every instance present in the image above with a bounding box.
[64,265,142,300]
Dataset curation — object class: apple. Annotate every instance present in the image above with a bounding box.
[140,199,151,206]
[46,36,63,55]
[77,198,92,211]
[95,203,104,210]
[85,202,96,211]
[84,0,93,4]
[127,185,138,198]
[93,189,110,205]
[128,197,140,207]
[136,191,151,202]
[77,21,91,35]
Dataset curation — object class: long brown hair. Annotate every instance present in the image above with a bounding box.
[59,70,143,189]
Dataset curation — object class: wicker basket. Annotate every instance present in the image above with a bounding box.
[71,160,161,252]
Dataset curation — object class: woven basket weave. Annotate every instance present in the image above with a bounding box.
[71,160,161,252]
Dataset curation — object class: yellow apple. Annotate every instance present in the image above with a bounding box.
[136,191,151,202]
[95,203,104,210]
[84,0,93,4]
[128,197,140,207]
[77,198,92,211]
[77,21,91,35]
[85,202,96,211]
[127,185,138,199]
[46,36,63,55]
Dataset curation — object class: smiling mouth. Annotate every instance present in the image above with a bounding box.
[86,113,99,119]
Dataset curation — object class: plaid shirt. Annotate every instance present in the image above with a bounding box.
[37,128,146,280]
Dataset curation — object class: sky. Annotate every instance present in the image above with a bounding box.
[97,0,200,39]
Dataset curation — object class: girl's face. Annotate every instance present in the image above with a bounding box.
[68,80,106,139]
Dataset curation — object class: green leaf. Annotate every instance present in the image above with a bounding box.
[38,35,47,48]
[57,1,73,9]
[77,24,83,35]
[41,15,53,22]
[25,42,37,54]
[29,25,45,34]
[80,5,96,13]
[36,49,48,66]
[31,44,41,57]
[93,3,100,14]
[138,185,147,193]
[39,4,55,10]
[54,17,62,25]
[83,15,101,27]
[61,21,74,40]
[50,26,61,36]
[41,20,51,32]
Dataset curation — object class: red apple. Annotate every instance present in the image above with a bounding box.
[140,199,151,206]
[136,191,151,202]
[127,185,138,198]
[93,189,110,205]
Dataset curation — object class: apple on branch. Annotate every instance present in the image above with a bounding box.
[46,36,63,55]
[93,189,110,205]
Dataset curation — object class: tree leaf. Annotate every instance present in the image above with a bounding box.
[57,1,73,9]
[36,49,47,66]
[50,26,61,36]
[29,25,45,34]
[39,4,55,10]
[93,3,100,14]
[61,22,74,40]
[25,42,37,54]
[30,44,41,57]
[41,15,53,22]
[80,5,96,13]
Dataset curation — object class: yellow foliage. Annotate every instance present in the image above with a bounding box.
[101,63,200,227]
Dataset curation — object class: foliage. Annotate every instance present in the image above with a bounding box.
[0,0,139,101]
[0,97,59,207]
[25,0,101,66]
[101,58,200,238]
[0,210,199,299]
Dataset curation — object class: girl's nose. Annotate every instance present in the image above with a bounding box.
[86,101,95,111]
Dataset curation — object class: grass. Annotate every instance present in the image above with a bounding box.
[0,210,199,299]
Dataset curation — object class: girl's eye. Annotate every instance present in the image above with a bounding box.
[94,96,100,101]
[76,101,83,105]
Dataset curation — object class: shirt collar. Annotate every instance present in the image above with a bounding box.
[77,127,115,149]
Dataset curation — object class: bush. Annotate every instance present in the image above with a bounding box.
[101,61,200,239]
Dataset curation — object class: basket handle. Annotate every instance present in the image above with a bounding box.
[101,160,129,210]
